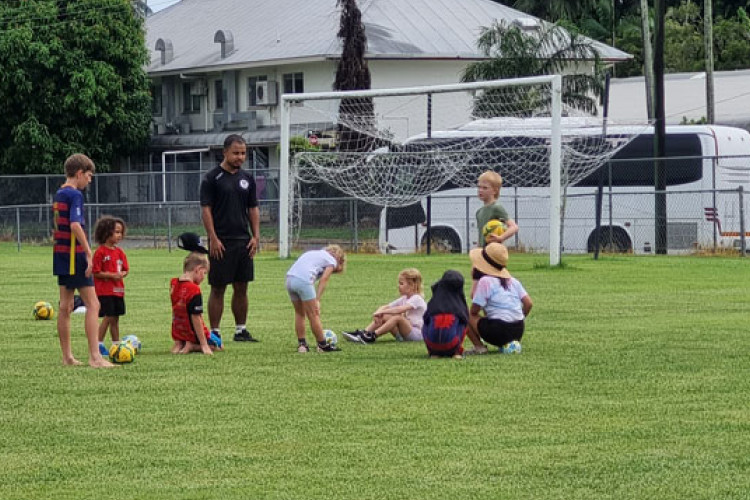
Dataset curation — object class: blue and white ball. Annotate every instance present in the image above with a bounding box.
[123,335,142,354]
[323,330,338,348]
[501,340,522,354]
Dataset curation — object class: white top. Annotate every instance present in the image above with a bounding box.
[286,250,337,284]
[472,276,527,322]
[389,294,427,330]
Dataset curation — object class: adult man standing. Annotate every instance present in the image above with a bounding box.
[200,134,260,342]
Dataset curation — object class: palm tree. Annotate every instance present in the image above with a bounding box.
[461,20,606,117]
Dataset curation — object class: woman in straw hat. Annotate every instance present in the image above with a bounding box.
[465,243,532,355]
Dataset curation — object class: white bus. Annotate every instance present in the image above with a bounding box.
[379,124,750,254]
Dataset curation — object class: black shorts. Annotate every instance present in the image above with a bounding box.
[209,239,254,286]
[98,296,126,317]
[58,274,94,290]
[477,317,524,347]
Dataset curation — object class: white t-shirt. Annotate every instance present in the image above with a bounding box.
[389,294,427,330]
[472,276,527,322]
[286,250,337,284]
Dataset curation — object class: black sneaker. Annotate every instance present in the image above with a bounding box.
[342,330,366,343]
[360,331,377,343]
[233,330,259,342]
[317,343,341,352]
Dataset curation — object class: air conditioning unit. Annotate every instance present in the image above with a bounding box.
[255,81,277,105]
[191,80,208,96]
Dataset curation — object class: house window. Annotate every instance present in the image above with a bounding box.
[283,72,304,94]
[182,82,201,113]
[248,75,268,106]
[151,84,162,115]
[214,80,224,110]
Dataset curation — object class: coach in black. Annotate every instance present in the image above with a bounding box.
[200,134,260,343]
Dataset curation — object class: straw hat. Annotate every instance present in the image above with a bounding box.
[469,243,511,279]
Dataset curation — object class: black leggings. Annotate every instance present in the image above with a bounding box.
[477,317,524,347]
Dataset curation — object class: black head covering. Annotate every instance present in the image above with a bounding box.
[177,232,209,254]
[424,270,469,324]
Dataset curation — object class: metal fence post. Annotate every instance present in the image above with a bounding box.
[352,199,359,253]
[167,204,173,252]
[465,195,470,253]
[16,207,21,252]
[739,186,746,256]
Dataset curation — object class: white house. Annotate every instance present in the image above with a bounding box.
[144,0,629,200]
[609,69,750,129]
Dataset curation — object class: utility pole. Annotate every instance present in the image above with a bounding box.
[654,0,667,254]
[640,0,655,119]
[705,0,715,123]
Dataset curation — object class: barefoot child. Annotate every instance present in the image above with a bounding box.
[343,268,427,344]
[52,154,115,368]
[170,248,219,355]
[92,216,129,353]
[285,245,346,353]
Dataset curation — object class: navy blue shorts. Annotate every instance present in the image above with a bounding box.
[57,274,94,290]
[423,313,466,357]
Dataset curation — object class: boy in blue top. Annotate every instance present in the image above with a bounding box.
[53,154,115,368]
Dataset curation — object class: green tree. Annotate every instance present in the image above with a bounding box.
[0,0,152,174]
[461,20,605,116]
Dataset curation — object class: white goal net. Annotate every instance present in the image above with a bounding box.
[279,76,647,264]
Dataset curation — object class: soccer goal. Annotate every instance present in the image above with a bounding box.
[279,75,643,265]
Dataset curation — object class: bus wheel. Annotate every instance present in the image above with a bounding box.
[587,227,632,253]
[422,229,461,253]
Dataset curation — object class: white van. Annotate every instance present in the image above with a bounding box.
[379,124,750,254]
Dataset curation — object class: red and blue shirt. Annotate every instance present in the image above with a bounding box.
[53,186,87,276]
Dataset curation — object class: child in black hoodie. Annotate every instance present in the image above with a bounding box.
[422,270,469,359]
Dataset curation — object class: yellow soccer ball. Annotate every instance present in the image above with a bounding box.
[34,301,55,320]
[109,342,136,364]
[482,219,507,243]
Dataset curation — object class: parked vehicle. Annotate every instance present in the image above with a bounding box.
[379,124,750,254]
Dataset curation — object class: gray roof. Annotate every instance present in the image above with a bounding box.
[146,0,630,74]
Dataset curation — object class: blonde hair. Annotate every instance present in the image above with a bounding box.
[478,170,503,198]
[399,268,423,295]
[325,244,347,273]
[183,252,209,272]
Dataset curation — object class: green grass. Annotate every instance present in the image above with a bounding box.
[1,244,749,500]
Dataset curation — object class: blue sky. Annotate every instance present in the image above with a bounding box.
[149,0,181,13]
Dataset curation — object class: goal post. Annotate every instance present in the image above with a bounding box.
[279,75,633,266]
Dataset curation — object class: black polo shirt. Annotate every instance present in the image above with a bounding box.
[199,165,258,240]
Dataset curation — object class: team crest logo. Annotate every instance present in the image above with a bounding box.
[239,179,249,190]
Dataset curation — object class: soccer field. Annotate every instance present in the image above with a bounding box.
[1,244,749,500]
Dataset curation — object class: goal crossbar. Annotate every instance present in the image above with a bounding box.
[279,76,564,265]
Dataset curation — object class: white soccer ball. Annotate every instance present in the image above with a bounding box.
[501,340,522,354]
[323,329,338,347]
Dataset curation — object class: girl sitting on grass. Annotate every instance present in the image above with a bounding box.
[343,268,427,344]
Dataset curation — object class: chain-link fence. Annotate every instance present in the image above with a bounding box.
[1,188,746,255]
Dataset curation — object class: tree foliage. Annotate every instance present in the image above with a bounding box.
[0,0,152,174]
[462,20,605,116]
[493,0,750,77]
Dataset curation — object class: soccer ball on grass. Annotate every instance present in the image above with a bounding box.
[109,341,136,363]
[482,219,507,243]
[501,340,522,354]
[33,301,55,320]
[323,330,338,348]
[123,335,142,354]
